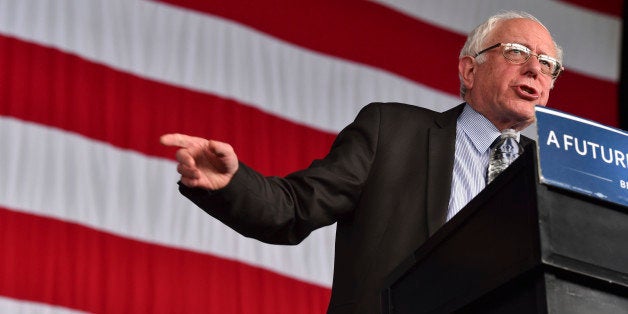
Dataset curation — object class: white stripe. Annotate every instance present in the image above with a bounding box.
[0,296,89,314]
[0,117,335,287]
[0,0,459,134]
[370,0,621,81]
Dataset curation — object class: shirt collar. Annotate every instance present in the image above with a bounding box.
[458,104,513,154]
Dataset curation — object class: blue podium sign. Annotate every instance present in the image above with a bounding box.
[535,106,628,207]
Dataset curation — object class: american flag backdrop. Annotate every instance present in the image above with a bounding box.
[0,0,622,313]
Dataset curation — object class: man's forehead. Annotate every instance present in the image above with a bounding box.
[488,19,555,54]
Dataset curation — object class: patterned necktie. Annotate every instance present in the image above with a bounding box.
[487,129,522,184]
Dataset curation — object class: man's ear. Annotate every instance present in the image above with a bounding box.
[458,56,475,91]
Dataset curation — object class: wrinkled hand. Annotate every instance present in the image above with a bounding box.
[160,133,239,190]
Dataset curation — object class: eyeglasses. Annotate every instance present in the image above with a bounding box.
[475,43,563,78]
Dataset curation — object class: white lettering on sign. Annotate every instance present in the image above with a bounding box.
[545,130,628,169]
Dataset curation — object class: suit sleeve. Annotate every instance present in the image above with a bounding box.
[178,103,383,245]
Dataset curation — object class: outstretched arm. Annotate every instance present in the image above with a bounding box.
[160,133,239,190]
[159,104,382,244]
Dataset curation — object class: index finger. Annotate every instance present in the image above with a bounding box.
[160,133,204,148]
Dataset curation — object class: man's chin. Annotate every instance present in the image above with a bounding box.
[506,107,536,130]
[513,102,538,119]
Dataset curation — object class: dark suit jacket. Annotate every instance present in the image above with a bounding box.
[180,102,472,313]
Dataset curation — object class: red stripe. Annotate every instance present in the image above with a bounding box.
[549,71,619,127]
[0,206,331,313]
[151,0,620,127]
[558,0,623,17]
[0,35,336,177]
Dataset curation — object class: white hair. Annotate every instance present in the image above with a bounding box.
[458,11,564,99]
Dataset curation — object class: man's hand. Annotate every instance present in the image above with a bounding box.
[160,133,239,190]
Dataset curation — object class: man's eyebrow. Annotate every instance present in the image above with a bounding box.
[516,42,553,56]
[512,42,532,50]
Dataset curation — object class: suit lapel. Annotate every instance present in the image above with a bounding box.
[426,104,464,236]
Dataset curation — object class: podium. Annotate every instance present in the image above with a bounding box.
[381,146,628,313]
